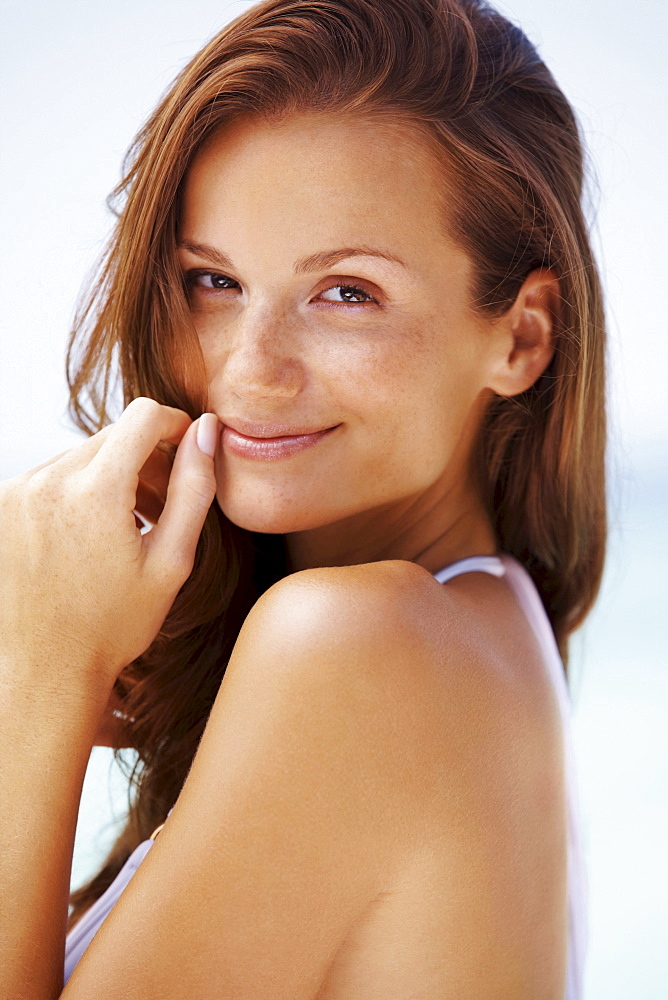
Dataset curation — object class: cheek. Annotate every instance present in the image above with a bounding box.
[329,315,432,406]
[194,317,227,380]
[328,323,453,477]
[343,318,485,482]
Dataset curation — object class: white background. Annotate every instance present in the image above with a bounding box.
[1,1,666,996]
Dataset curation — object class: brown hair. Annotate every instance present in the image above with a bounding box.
[67,0,607,929]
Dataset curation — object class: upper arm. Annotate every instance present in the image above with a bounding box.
[62,562,439,1000]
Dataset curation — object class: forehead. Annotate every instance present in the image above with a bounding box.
[190,110,445,185]
[181,112,456,252]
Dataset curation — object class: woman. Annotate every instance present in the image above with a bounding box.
[0,0,605,996]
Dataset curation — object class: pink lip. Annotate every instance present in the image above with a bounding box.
[221,422,341,461]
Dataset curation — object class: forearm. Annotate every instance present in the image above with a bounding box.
[0,402,215,996]
[0,669,109,1000]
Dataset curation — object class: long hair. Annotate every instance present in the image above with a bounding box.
[67,0,607,929]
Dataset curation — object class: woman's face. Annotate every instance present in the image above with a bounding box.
[178,112,501,541]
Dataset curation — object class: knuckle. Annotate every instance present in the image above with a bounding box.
[26,467,58,500]
[127,396,160,420]
[91,423,112,443]
[72,474,99,508]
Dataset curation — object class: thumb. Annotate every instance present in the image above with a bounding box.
[146,413,219,579]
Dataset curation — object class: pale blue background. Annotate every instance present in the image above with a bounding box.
[1,1,666,996]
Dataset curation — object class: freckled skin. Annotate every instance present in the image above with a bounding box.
[177,112,506,570]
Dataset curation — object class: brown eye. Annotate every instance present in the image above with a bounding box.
[186,270,239,291]
[319,283,378,305]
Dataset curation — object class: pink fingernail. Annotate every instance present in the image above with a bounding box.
[196,413,219,457]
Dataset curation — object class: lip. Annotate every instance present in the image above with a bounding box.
[222,417,339,438]
[221,419,341,461]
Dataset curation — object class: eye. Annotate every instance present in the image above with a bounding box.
[184,270,239,293]
[183,270,380,307]
[318,282,379,307]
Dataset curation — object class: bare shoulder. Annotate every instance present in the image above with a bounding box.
[223,557,451,771]
[248,557,437,625]
[228,558,466,730]
[232,556,564,798]
[239,556,560,720]
[239,558,442,662]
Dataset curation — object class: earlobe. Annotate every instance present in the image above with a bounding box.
[488,268,560,398]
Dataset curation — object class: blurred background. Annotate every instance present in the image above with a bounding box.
[1,0,666,995]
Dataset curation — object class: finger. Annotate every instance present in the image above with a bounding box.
[88,397,192,491]
[146,413,219,580]
[18,448,75,478]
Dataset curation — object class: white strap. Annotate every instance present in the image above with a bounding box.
[432,555,505,585]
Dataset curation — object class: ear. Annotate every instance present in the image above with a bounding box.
[486,268,560,397]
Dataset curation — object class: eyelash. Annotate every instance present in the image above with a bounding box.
[183,269,379,307]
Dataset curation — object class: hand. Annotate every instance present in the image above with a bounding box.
[0,398,220,695]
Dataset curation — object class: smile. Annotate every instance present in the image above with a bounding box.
[221,423,341,461]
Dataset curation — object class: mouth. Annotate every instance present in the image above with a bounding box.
[221,419,342,461]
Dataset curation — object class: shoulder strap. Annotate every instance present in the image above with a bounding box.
[432,554,506,585]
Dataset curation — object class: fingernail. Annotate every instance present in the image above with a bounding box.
[196,413,219,457]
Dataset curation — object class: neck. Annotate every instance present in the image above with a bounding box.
[285,472,497,575]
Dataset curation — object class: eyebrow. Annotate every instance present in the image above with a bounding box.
[177,239,408,275]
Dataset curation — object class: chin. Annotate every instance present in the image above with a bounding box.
[215,489,337,535]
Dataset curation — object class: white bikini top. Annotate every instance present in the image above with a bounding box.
[65,553,588,999]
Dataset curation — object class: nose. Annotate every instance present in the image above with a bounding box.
[211,306,305,403]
